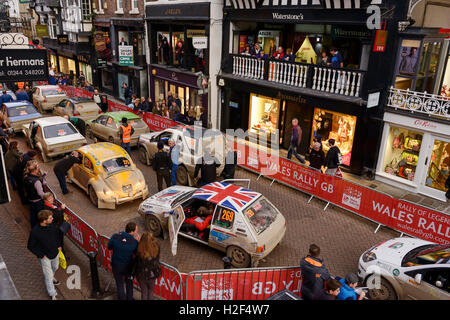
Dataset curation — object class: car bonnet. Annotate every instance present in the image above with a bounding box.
[369,238,434,266]
[140,186,196,214]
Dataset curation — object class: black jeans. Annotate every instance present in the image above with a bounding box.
[137,277,156,300]
[29,199,44,227]
[157,171,171,192]
[54,169,69,194]
[112,264,133,300]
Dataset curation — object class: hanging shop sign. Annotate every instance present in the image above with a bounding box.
[373,30,388,52]
[192,37,208,49]
[94,31,107,52]
[187,29,206,38]
[331,26,372,40]
[0,49,48,81]
[57,34,69,45]
[35,25,49,37]
[119,45,134,66]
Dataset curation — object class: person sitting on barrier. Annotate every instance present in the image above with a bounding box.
[312,278,342,300]
[181,203,214,240]
[336,273,366,300]
[43,192,71,256]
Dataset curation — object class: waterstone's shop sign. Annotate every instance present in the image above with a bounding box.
[272,12,304,21]
[0,49,49,81]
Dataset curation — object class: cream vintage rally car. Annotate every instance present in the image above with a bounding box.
[68,142,149,209]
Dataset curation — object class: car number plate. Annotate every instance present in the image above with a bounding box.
[61,145,74,150]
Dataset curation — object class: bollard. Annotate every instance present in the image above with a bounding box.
[87,251,103,298]
[222,256,232,269]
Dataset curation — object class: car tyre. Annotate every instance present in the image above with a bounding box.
[88,186,99,208]
[176,165,189,186]
[145,215,162,237]
[108,136,115,144]
[139,147,149,165]
[367,277,397,300]
[227,246,251,268]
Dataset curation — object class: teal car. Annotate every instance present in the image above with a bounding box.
[86,111,149,146]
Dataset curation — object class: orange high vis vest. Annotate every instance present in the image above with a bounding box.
[120,125,131,143]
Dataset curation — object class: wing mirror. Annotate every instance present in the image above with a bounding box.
[414,273,422,284]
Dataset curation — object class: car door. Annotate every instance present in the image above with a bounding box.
[54,99,66,116]
[168,205,185,256]
[402,267,450,300]
[93,115,108,140]
[76,155,95,191]
[104,116,118,142]
[32,88,40,107]
[209,205,237,250]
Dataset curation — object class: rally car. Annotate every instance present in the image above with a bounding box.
[68,142,149,209]
[138,180,286,268]
[138,125,226,186]
[32,85,67,112]
[54,97,101,121]
[2,101,42,133]
[358,237,450,300]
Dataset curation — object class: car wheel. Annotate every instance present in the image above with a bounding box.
[145,215,162,237]
[139,147,149,165]
[88,186,99,208]
[367,277,397,300]
[227,246,251,268]
[176,165,189,186]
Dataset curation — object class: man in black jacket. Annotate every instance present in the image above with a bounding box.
[194,149,221,186]
[300,244,331,300]
[222,141,237,180]
[324,139,341,176]
[53,151,81,195]
[27,210,63,300]
[152,141,172,191]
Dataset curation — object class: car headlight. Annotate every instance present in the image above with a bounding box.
[103,189,114,198]
[362,251,377,263]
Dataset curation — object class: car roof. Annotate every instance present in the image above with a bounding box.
[78,142,130,162]
[103,111,140,121]
[191,181,261,212]
[36,85,61,90]
[33,116,70,126]
[3,101,35,108]
[67,97,94,104]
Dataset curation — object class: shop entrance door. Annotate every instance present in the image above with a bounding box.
[418,136,450,201]
[168,83,186,113]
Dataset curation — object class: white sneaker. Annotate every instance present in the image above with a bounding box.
[51,295,57,300]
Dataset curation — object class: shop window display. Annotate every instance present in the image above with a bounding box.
[425,140,450,192]
[383,126,423,182]
[311,108,356,166]
[249,94,281,137]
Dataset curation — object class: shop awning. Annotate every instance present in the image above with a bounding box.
[225,0,369,10]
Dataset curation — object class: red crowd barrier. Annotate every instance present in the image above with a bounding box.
[185,267,302,300]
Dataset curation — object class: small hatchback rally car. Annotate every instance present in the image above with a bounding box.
[138,180,286,268]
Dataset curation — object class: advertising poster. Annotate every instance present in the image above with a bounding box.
[0,49,49,82]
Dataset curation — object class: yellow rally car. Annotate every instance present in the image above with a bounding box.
[67,142,149,209]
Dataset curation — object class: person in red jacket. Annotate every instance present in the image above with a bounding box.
[182,204,214,240]
[272,46,285,60]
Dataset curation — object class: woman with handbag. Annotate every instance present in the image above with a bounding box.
[134,231,161,300]
[43,192,71,255]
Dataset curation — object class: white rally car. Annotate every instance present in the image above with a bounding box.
[358,237,450,300]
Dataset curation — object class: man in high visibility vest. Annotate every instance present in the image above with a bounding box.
[119,117,134,155]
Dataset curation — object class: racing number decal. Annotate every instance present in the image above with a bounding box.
[214,206,236,230]
[221,209,235,223]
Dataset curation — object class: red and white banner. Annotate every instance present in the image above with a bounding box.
[62,207,99,253]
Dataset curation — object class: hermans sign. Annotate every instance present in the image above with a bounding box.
[0,49,49,82]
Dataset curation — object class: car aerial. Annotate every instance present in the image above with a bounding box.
[86,111,150,146]
[2,101,42,134]
[138,180,286,268]
[138,125,226,186]
[358,237,450,300]
[24,116,87,162]
[32,85,68,112]
[67,142,149,209]
[53,97,101,121]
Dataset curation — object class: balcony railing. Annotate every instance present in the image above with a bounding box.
[230,54,365,98]
[388,87,450,121]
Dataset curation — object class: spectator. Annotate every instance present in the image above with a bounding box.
[64,115,86,137]
[287,118,305,164]
[42,192,70,255]
[222,140,237,180]
[77,72,86,87]
[257,50,268,60]
[336,273,366,300]
[328,47,344,68]
[53,151,81,195]
[143,97,153,113]
[253,43,262,56]
[167,91,174,108]
[108,222,140,300]
[174,93,182,109]
[24,160,47,227]
[152,141,172,192]
[119,117,134,155]
[162,104,170,118]
[48,75,57,85]
[60,76,68,86]
[123,83,132,105]
[134,231,161,300]
[84,82,94,93]
[25,86,33,101]
[186,107,196,125]
[133,99,142,114]
[194,148,221,186]
[16,150,38,204]
[27,210,63,300]
[49,67,55,77]
[272,46,285,60]
[152,102,163,116]
[317,50,329,66]
[312,279,342,301]
[284,48,295,62]
[119,37,128,46]
[5,140,22,190]
[1,90,13,103]
[175,39,184,67]
[93,89,101,107]
[16,88,29,101]
[169,101,178,120]
[324,139,342,176]
[99,95,109,113]
[241,45,252,56]
[300,244,331,300]
[172,106,185,123]
[308,142,325,171]
[168,138,180,186]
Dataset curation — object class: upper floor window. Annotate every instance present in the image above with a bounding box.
[130,0,139,14]
[116,0,124,13]
[81,0,92,20]
[49,17,58,39]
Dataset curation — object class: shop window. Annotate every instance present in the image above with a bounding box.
[441,55,450,97]
[382,126,423,182]
[249,93,281,137]
[425,140,450,192]
[172,29,185,67]
[311,108,356,167]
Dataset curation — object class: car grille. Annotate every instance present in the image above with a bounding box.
[122,184,132,193]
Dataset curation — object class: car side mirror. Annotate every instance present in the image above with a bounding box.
[415,273,422,284]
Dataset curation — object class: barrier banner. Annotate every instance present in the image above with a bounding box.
[185,268,302,300]
[62,207,99,254]
[142,112,178,132]
[99,235,112,272]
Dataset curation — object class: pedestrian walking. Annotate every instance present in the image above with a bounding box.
[43,192,70,255]
[308,142,325,171]
[5,141,22,190]
[108,222,140,300]
[336,273,366,300]
[168,138,180,186]
[194,149,221,186]
[24,160,47,227]
[134,231,161,300]
[287,118,305,163]
[27,210,62,300]
[312,278,342,301]
[324,139,342,176]
[53,151,81,195]
[119,117,134,155]
[152,141,172,191]
[299,244,331,300]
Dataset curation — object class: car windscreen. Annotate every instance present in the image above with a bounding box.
[403,246,450,267]
[42,88,64,96]
[128,118,147,129]
[43,123,78,139]
[102,157,132,174]
[7,105,37,117]
[243,197,278,234]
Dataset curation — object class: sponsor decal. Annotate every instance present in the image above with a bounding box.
[393,269,400,277]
